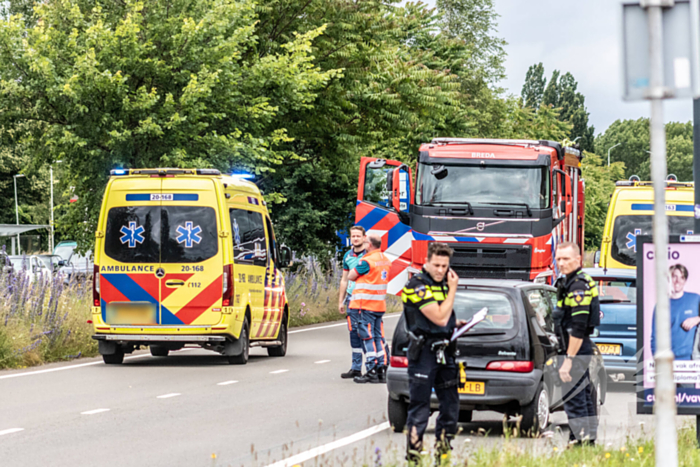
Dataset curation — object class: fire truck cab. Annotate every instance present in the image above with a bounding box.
[355,138,584,292]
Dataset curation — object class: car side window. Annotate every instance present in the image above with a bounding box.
[525,288,555,333]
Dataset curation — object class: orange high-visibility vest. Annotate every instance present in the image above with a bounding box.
[349,250,391,312]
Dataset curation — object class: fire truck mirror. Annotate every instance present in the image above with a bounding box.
[368,159,387,169]
[385,169,394,193]
[430,165,448,180]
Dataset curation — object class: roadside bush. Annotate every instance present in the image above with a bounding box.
[285,257,401,328]
[0,267,97,369]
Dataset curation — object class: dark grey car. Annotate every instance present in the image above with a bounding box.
[387,279,607,434]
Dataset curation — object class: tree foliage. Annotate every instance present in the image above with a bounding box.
[580,153,625,250]
[594,118,693,181]
[523,66,594,152]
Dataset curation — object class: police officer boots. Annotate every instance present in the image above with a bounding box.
[353,368,379,384]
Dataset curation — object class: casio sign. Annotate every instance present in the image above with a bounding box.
[470,152,496,158]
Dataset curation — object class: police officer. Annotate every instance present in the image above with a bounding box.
[401,242,461,462]
[554,242,599,445]
[348,234,392,384]
[338,225,367,379]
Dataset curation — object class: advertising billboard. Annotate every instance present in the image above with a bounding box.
[638,235,700,415]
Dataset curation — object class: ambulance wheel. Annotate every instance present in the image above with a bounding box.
[228,320,250,365]
[388,396,408,433]
[268,320,287,357]
[102,349,124,365]
[150,345,169,357]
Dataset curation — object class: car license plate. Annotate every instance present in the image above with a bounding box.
[597,343,622,356]
[106,303,157,325]
[458,381,485,395]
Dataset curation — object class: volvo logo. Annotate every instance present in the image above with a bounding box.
[155,268,165,278]
[476,222,485,231]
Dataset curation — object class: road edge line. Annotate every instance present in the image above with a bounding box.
[264,422,390,467]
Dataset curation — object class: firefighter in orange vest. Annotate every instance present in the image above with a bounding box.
[348,233,392,384]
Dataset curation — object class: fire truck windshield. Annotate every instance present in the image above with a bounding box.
[416,164,550,209]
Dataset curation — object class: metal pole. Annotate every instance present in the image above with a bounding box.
[14,176,19,255]
[646,2,678,466]
[607,142,622,167]
[694,97,700,235]
[49,165,54,253]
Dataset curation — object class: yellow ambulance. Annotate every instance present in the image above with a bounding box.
[91,168,291,364]
[597,177,695,269]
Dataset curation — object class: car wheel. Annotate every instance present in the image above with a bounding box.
[102,349,124,365]
[388,397,408,433]
[267,319,287,357]
[458,410,473,424]
[150,345,169,357]
[518,381,549,435]
[228,320,250,365]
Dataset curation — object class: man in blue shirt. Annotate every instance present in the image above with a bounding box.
[651,264,700,360]
[338,225,367,379]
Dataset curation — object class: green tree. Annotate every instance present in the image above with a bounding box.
[594,118,650,179]
[581,152,625,250]
[0,0,336,249]
[255,0,507,255]
[542,70,560,108]
[521,62,545,109]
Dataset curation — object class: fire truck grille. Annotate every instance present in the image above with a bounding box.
[449,244,532,280]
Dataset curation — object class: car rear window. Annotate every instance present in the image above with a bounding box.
[104,206,218,263]
[454,290,515,331]
[595,278,637,304]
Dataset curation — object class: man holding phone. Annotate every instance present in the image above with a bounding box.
[401,243,461,463]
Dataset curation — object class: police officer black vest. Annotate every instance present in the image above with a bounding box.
[402,270,457,339]
[555,269,600,337]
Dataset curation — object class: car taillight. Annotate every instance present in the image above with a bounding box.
[390,356,408,368]
[486,361,534,373]
[92,265,100,307]
[222,264,234,306]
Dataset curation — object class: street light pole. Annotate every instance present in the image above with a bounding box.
[645,1,677,466]
[13,174,25,255]
[607,142,623,166]
[49,160,63,253]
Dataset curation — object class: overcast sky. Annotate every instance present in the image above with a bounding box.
[417,0,694,134]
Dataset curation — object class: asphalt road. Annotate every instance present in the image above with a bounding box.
[0,314,665,467]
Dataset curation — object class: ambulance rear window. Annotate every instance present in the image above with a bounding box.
[161,206,218,263]
[104,206,161,263]
[104,206,218,263]
[611,215,695,266]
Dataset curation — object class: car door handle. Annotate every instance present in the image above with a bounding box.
[165,280,185,288]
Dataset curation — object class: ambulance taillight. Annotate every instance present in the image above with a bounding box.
[222,264,234,306]
[93,265,100,306]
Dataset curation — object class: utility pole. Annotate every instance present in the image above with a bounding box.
[644,1,677,466]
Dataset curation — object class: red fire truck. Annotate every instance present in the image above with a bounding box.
[354,138,585,293]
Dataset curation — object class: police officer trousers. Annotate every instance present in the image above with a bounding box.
[561,354,598,443]
[405,341,459,456]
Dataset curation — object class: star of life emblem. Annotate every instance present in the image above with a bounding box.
[176,222,203,248]
[120,222,145,248]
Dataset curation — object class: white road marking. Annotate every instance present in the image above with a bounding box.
[217,380,239,386]
[315,360,331,364]
[265,422,390,467]
[0,350,194,381]
[288,313,400,335]
[156,393,181,399]
[270,369,289,374]
[81,408,110,415]
[0,317,401,380]
[0,428,24,436]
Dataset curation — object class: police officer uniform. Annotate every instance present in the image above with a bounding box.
[555,268,600,444]
[402,268,458,460]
